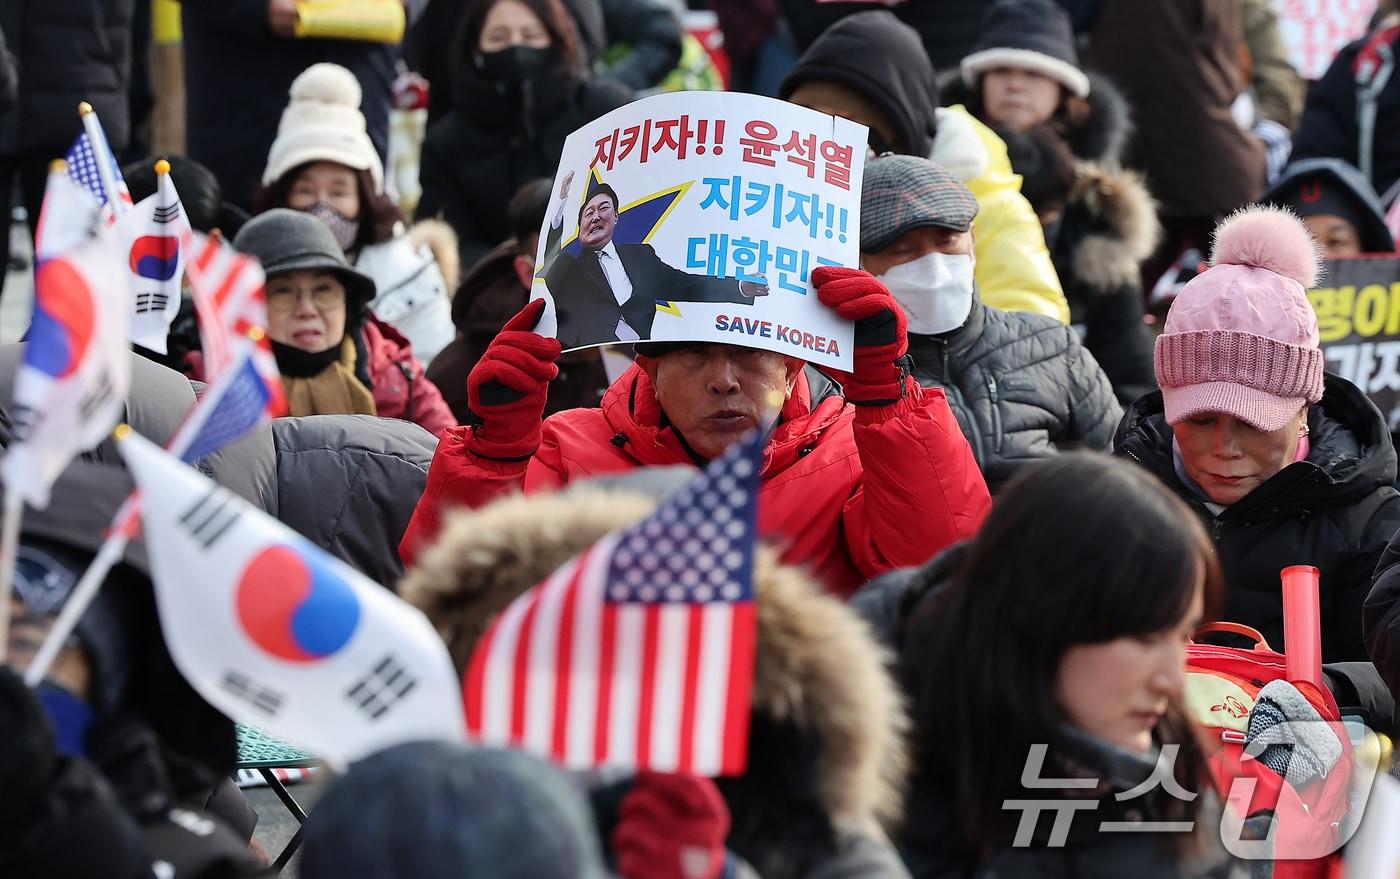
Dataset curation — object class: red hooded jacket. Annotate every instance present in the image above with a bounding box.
[401,365,989,597]
[361,317,457,438]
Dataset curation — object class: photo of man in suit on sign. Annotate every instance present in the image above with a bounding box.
[542,171,769,348]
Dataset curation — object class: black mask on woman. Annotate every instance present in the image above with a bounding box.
[476,45,554,85]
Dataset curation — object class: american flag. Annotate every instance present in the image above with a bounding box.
[169,336,281,464]
[65,129,130,216]
[465,430,763,777]
[183,230,272,384]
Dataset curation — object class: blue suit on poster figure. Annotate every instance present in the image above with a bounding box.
[542,172,769,348]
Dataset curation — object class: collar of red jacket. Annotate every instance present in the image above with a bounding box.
[600,364,850,474]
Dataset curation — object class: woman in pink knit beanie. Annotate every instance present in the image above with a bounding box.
[1115,206,1400,667]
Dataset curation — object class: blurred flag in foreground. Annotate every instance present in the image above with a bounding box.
[65,107,131,220]
[182,230,270,383]
[0,164,129,507]
[118,430,464,765]
[465,429,762,776]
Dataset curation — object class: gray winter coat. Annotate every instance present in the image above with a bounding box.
[906,295,1122,491]
[0,346,435,588]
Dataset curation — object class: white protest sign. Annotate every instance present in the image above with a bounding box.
[1272,0,1374,80]
[532,91,866,371]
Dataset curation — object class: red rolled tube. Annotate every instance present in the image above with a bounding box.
[1280,565,1324,690]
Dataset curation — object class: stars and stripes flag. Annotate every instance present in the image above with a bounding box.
[0,164,130,508]
[168,333,284,465]
[182,230,273,385]
[116,429,466,766]
[465,429,762,776]
[65,109,131,221]
[117,161,191,353]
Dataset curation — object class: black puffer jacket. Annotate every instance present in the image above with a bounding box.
[415,61,630,269]
[1290,26,1400,205]
[0,0,134,155]
[0,24,15,116]
[778,10,939,157]
[210,414,437,588]
[907,294,1121,491]
[1115,375,1400,663]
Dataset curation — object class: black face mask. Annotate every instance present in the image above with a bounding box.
[867,129,895,158]
[476,45,555,85]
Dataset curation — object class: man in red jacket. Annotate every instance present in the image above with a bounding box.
[400,267,990,597]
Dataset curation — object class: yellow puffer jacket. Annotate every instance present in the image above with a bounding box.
[932,106,1070,323]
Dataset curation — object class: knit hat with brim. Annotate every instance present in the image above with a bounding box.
[233,208,377,312]
[263,63,384,194]
[1155,207,1325,433]
[960,0,1090,99]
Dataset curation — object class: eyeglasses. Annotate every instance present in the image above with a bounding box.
[266,285,345,314]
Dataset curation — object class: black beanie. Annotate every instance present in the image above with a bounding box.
[960,0,1090,98]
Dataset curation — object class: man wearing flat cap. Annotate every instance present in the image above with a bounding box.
[859,154,1121,491]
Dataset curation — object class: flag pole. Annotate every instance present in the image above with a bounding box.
[0,489,23,651]
[21,429,138,686]
[78,102,126,218]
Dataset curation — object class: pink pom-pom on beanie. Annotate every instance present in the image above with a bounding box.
[1154,206,1325,433]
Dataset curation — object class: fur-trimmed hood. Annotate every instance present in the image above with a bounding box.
[1056,162,1160,293]
[398,485,908,839]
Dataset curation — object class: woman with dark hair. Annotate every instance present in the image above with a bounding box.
[258,63,459,364]
[415,0,632,271]
[891,453,1232,878]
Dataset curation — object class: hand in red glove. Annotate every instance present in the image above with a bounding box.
[812,266,909,405]
[465,298,561,459]
[613,771,730,879]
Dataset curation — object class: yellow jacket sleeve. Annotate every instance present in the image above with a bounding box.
[949,106,1071,324]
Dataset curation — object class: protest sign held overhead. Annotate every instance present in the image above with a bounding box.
[117,430,465,766]
[532,91,866,371]
[1308,256,1400,431]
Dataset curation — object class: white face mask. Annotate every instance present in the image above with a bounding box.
[876,250,976,335]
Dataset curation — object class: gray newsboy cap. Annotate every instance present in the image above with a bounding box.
[232,208,377,309]
[860,154,980,252]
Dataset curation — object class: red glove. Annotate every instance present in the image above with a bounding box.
[465,298,561,460]
[613,771,730,879]
[812,266,909,405]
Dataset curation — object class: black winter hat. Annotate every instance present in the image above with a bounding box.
[779,11,939,157]
[233,208,376,312]
[960,0,1090,98]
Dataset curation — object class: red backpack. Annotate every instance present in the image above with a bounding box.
[1186,621,1353,878]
